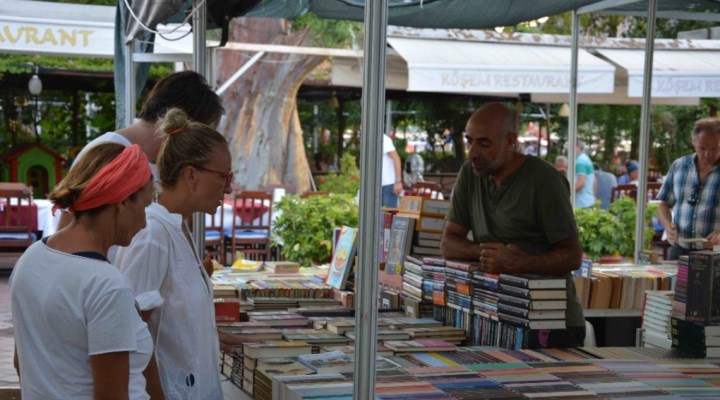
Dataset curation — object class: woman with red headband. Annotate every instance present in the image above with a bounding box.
[11,143,160,399]
[115,108,232,400]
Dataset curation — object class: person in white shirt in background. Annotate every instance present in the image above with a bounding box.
[11,143,161,400]
[115,108,232,400]
[382,133,403,208]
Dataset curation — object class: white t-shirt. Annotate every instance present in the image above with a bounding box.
[382,134,397,186]
[72,131,160,189]
[115,202,223,400]
[10,240,151,400]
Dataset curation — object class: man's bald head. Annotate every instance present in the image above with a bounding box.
[467,102,518,140]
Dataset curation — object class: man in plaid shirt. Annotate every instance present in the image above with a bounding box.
[658,117,720,260]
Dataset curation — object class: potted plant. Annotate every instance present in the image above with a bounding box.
[318,152,360,195]
[272,193,358,267]
[574,197,657,262]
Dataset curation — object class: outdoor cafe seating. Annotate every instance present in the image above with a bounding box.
[223,190,273,264]
[0,182,37,260]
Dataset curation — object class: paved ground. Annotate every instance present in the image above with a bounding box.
[0,257,20,399]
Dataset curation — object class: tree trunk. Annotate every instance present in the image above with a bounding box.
[216,18,324,194]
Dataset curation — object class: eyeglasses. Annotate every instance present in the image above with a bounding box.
[197,166,234,187]
[688,184,701,206]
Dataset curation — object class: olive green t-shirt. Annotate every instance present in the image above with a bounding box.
[447,156,585,327]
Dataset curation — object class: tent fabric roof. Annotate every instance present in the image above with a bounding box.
[386,36,615,94]
[593,46,720,97]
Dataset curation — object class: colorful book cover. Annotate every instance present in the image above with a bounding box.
[325,226,358,290]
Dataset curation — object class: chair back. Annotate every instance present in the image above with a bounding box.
[611,184,637,203]
[204,201,225,265]
[647,182,662,200]
[227,190,274,262]
[0,183,36,255]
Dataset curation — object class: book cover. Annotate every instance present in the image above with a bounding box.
[242,341,313,359]
[498,274,567,290]
[687,251,714,322]
[386,215,416,275]
[420,198,451,217]
[325,226,358,290]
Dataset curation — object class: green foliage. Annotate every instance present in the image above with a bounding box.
[318,152,360,194]
[272,193,359,267]
[575,197,656,261]
[291,13,362,48]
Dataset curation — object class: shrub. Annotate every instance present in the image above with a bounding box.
[272,193,358,267]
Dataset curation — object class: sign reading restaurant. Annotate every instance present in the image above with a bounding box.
[0,20,114,57]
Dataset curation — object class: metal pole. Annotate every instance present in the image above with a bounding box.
[124,38,136,127]
[568,9,579,208]
[354,0,387,398]
[191,0,207,259]
[634,0,657,262]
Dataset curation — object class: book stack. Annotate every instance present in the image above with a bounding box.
[318,344,394,357]
[282,329,350,350]
[684,251,720,323]
[401,255,435,318]
[412,198,450,255]
[251,357,314,400]
[444,259,479,338]
[402,326,466,344]
[670,316,720,358]
[672,255,689,318]
[469,270,501,346]
[262,260,301,274]
[239,341,313,396]
[417,256,447,322]
[345,329,411,342]
[383,339,457,353]
[248,311,310,328]
[297,350,355,374]
[496,273,568,348]
[641,290,674,349]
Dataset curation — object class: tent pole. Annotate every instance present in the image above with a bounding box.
[634,0,657,263]
[191,0,207,260]
[124,38,135,127]
[355,0,388,398]
[568,9,579,209]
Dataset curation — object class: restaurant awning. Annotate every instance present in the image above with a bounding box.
[386,36,616,95]
[592,46,720,98]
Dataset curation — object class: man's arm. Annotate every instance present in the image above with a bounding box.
[657,201,677,244]
[478,236,582,276]
[441,221,481,261]
[575,174,586,192]
[389,150,403,194]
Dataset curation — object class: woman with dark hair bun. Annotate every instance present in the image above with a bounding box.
[11,143,160,399]
[116,108,232,400]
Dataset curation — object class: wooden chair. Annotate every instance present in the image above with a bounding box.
[225,190,273,263]
[204,204,225,266]
[647,182,662,200]
[0,183,37,259]
[610,184,637,203]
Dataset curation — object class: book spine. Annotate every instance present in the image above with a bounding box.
[711,253,720,321]
[687,252,713,322]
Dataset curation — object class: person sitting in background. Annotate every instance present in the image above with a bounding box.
[594,162,618,210]
[617,163,631,184]
[11,143,161,400]
[115,109,232,400]
[554,155,568,178]
[627,161,640,184]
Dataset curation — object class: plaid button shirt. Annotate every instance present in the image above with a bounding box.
[658,154,720,249]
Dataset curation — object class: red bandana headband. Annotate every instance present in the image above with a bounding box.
[58,144,151,213]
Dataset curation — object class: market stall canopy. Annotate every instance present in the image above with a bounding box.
[332,28,703,105]
[592,45,720,97]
